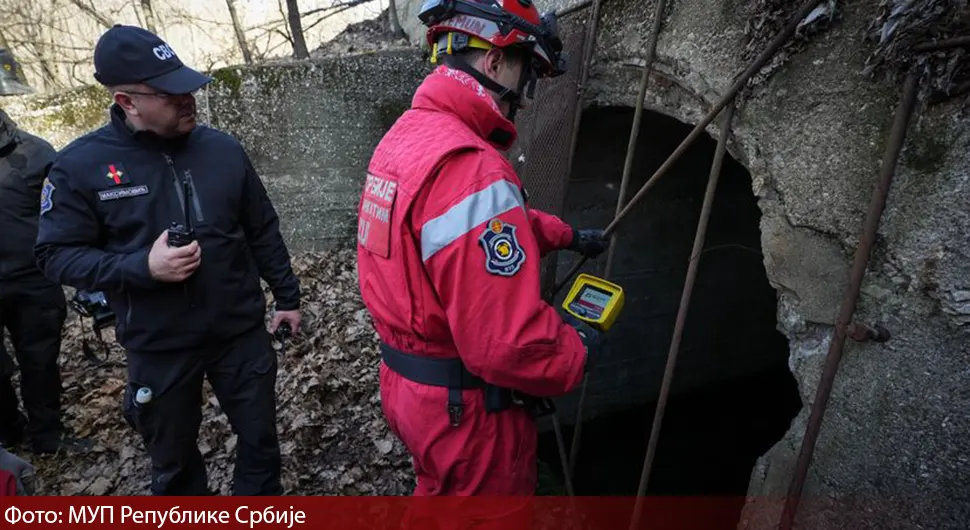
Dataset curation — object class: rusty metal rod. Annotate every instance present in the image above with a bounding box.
[551,412,575,496]
[539,0,603,301]
[913,35,970,53]
[603,0,669,277]
[627,101,735,530]
[549,0,606,301]
[552,0,824,296]
[778,71,921,530]
[536,0,604,492]
[562,0,605,200]
[566,373,589,480]
[567,0,666,485]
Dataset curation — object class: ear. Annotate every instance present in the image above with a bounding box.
[482,47,506,78]
[113,91,137,116]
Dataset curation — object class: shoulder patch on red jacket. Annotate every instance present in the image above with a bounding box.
[479,218,526,276]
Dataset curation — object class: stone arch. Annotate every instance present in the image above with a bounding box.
[533,54,804,513]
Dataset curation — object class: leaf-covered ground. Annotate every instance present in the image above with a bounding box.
[7,250,415,496]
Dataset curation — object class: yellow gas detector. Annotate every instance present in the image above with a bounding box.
[561,273,625,332]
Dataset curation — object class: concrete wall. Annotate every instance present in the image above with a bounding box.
[200,49,429,250]
[3,49,431,252]
[0,85,113,150]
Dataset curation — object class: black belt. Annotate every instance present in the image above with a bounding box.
[380,342,513,426]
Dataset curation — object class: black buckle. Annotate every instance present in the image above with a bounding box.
[448,403,463,426]
[448,387,463,426]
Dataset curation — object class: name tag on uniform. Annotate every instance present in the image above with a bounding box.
[358,173,396,258]
[98,184,150,201]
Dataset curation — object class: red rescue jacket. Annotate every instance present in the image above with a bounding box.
[357,66,587,397]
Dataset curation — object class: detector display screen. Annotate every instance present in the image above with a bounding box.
[568,284,614,320]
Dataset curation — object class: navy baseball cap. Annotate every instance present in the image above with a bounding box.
[93,24,211,94]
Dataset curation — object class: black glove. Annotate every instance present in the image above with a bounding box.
[570,228,609,258]
[563,314,603,372]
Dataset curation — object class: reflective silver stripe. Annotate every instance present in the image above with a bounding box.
[421,179,525,262]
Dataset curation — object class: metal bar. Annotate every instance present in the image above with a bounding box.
[566,372,589,480]
[567,0,667,485]
[603,0,669,277]
[913,35,970,53]
[778,71,921,530]
[544,0,604,302]
[551,413,575,496]
[527,0,603,493]
[552,0,824,296]
[561,0,604,196]
[627,100,735,530]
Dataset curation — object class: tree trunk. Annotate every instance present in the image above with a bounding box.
[387,0,406,40]
[285,0,309,59]
[225,0,253,64]
[140,0,158,33]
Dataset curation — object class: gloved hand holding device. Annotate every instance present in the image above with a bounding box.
[569,228,610,258]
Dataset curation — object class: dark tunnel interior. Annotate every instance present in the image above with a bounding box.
[535,106,803,527]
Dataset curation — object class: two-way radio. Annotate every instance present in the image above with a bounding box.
[168,172,196,248]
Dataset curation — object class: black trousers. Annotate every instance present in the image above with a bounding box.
[0,282,66,446]
[123,324,282,496]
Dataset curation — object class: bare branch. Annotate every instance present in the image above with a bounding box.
[67,0,114,29]
[301,1,374,34]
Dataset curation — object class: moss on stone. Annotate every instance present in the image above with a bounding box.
[251,64,297,95]
[210,67,243,96]
[25,84,111,131]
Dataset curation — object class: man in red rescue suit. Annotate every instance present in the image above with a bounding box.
[356,0,609,495]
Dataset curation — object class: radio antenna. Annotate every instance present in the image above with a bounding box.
[182,171,193,231]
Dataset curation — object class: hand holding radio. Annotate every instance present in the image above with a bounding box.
[148,229,201,282]
[149,173,201,282]
[269,309,301,336]
[167,177,196,248]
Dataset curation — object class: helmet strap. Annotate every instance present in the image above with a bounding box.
[442,50,535,122]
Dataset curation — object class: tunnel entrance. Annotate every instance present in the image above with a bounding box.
[536,106,802,527]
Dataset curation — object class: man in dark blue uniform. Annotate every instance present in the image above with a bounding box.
[0,49,86,455]
[34,25,302,496]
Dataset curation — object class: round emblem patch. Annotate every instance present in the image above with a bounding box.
[479,218,526,276]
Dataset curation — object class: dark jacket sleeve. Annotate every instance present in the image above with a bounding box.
[239,149,301,311]
[34,160,155,292]
[21,138,55,195]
